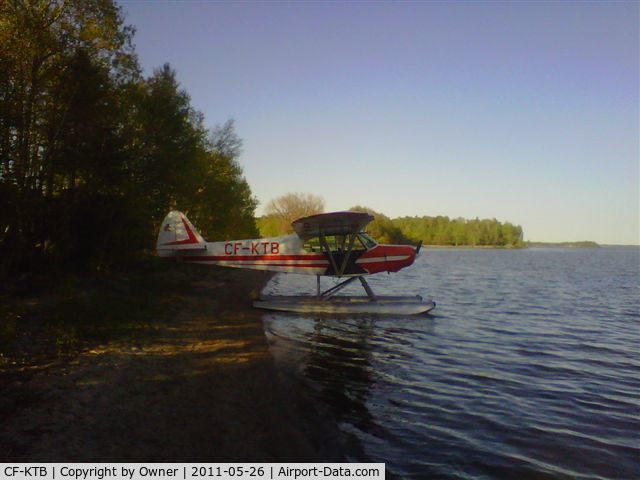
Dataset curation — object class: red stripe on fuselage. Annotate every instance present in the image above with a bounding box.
[181,254,327,261]
[180,258,325,268]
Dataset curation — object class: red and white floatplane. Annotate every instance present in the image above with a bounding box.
[157,210,435,315]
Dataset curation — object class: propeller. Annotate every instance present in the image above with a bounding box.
[415,240,423,256]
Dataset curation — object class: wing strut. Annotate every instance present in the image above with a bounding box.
[338,233,357,276]
[319,231,340,276]
[319,231,358,277]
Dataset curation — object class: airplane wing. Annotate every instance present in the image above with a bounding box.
[291,211,374,239]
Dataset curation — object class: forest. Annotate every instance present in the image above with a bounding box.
[0,1,257,275]
[392,214,524,247]
[357,207,524,247]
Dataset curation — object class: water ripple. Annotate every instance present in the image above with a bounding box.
[263,247,640,479]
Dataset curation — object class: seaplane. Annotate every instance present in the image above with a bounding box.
[157,210,435,315]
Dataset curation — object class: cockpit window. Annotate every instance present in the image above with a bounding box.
[358,233,377,249]
[303,237,321,252]
[303,233,376,253]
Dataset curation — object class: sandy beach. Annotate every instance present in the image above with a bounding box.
[0,267,325,462]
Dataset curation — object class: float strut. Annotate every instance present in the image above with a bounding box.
[320,276,358,299]
[359,276,377,300]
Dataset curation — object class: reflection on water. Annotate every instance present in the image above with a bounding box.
[263,248,640,479]
[306,319,375,429]
[265,315,376,434]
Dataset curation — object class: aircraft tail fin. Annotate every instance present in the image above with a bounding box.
[157,211,206,257]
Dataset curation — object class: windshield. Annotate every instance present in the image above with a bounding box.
[358,233,377,249]
[303,232,376,252]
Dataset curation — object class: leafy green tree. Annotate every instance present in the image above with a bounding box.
[256,215,283,238]
[0,0,138,271]
[350,206,412,245]
[189,120,258,240]
[0,1,259,273]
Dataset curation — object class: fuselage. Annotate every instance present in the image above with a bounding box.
[163,233,417,276]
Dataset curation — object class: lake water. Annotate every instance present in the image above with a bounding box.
[261,247,640,479]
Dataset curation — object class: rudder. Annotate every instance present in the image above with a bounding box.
[157,211,206,257]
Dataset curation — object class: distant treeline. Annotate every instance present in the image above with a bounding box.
[526,241,599,248]
[0,2,257,274]
[258,205,524,247]
[352,207,524,247]
[393,215,524,247]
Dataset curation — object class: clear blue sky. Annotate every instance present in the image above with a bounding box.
[121,1,638,244]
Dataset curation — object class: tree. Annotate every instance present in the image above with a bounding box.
[189,121,258,240]
[350,206,412,244]
[262,193,325,235]
[0,1,260,273]
[209,119,242,159]
[0,0,138,271]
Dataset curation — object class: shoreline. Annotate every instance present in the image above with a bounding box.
[0,266,327,462]
[423,244,606,249]
[423,244,523,249]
